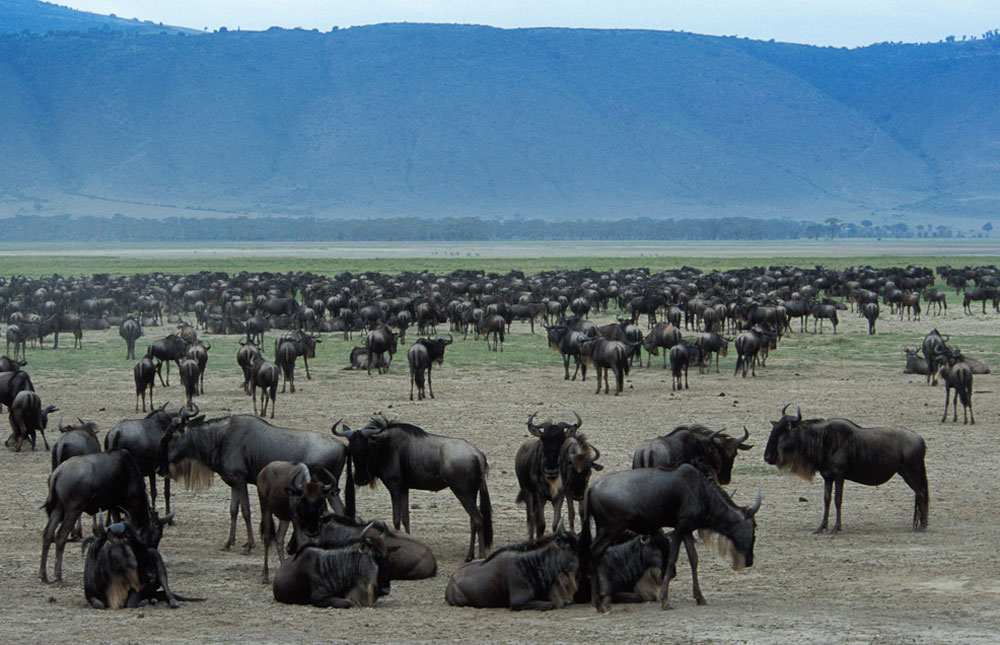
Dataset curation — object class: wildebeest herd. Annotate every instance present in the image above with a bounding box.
[0,262,996,634]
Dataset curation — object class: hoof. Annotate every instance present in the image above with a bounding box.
[696,598,708,606]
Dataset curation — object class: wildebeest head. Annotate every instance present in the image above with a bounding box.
[708,426,752,485]
[563,435,602,500]
[700,489,762,570]
[526,411,582,479]
[156,405,207,482]
[332,417,403,488]
[286,467,336,537]
[763,404,813,480]
[357,521,394,598]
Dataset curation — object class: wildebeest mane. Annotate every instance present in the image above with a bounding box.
[366,415,428,438]
[482,533,563,562]
[169,458,214,492]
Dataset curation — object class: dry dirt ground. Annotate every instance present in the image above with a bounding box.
[2,306,999,644]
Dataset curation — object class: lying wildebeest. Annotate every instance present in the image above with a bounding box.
[120,316,143,361]
[133,356,156,412]
[105,405,177,517]
[147,334,190,387]
[763,406,928,532]
[631,425,751,485]
[344,345,386,372]
[592,530,674,604]
[935,348,974,424]
[250,357,280,418]
[514,412,598,538]
[905,346,989,376]
[364,325,397,375]
[41,450,156,584]
[581,464,761,613]
[642,323,683,368]
[546,324,590,381]
[6,390,57,452]
[257,461,335,583]
[922,328,949,385]
[83,508,196,609]
[294,513,437,581]
[407,335,453,401]
[863,302,879,335]
[334,416,492,561]
[272,523,391,608]
[579,336,630,395]
[445,522,579,610]
[157,412,347,553]
[236,340,262,395]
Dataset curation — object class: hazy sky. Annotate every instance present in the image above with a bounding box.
[61,1,997,47]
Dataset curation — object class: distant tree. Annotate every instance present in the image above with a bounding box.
[824,217,842,240]
[983,222,993,237]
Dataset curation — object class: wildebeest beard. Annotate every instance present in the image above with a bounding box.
[776,450,818,482]
[170,458,214,492]
[698,529,747,571]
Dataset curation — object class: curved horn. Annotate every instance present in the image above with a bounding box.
[590,444,601,463]
[58,418,65,432]
[737,426,749,444]
[568,411,582,436]
[158,509,176,525]
[321,468,336,486]
[359,520,378,539]
[748,490,763,517]
[526,412,543,437]
[331,419,353,438]
[445,333,453,345]
[77,417,85,426]
[709,427,726,441]
[781,403,790,416]
[796,407,802,423]
[292,464,308,491]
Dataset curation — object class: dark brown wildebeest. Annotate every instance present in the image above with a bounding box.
[106,406,183,517]
[119,316,143,360]
[592,531,674,604]
[185,341,210,395]
[903,348,928,375]
[445,522,579,610]
[963,287,995,314]
[51,418,101,539]
[0,355,26,373]
[275,330,320,380]
[236,340,261,395]
[668,341,702,392]
[272,523,391,607]
[344,345,386,372]
[764,406,928,533]
[642,323,683,368]
[250,357,280,418]
[364,325,397,375]
[146,334,190,387]
[6,390,56,452]
[733,327,762,377]
[334,416,492,562]
[546,324,590,381]
[179,358,200,413]
[407,335,453,401]
[50,313,83,349]
[922,288,947,315]
[631,425,751,485]
[863,302,879,335]
[935,348,974,424]
[6,325,26,361]
[477,314,506,352]
[898,293,921,321]
[922,328,949,385]
[157,413,347,554]
[581,464,761,613]
[693,332,728,373]
[579,337,630,395]
[811,301,839,334]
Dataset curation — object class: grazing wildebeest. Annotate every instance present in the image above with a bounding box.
[936,349,974,424]
[5,390,56,452]
[40,450,155,584]
[119,316,143,360]
[250,357,280,418]
[922,328,949,385]
[147,334,190,387]
[105,406,179,517]
[579,337,630,395]
[763,406,928,533]
[157,413,347,553]
[272,524,391,608]
[642,323,683,368]
[407,335,453,401]
[257,461,334,583]
[179,358,200,412]
[693,332,728,373]
[546,325,590,381]
[185,341,210,395]
[631,425,751,485]
[364,326,397,375]
[445,522,579,610]
[236,340,262,395]
[333,416,492,561]
[593,531,674,604]
[514,412,599,538]
[295,514,437,581]
[863,302,880,335]
[581,464,761,612]
[478,314,506,352]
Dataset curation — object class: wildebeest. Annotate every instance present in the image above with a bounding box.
[903,347,927,375]
[251,357,280,418]
[962,287,995,314]
[546,324,590,381]
[642,323,683,368]
[581,464,761,612]
[578,336,630,395]
[275,329,320,381]
[922,328,949,385]
[407,335,453,401]
[105,406,180,517]
[863,302,879,335]
[899,293,921,321]
[334,416,492,561]
[364,325,397,375]
[185,341,210,395]
[272,523,391,607]
[40,450,155,584]
[133,357,156,412]
[344,345,386,372]
[179,359,200,412]
[147,334,190,387]
[922,288,947,315]
[236,340,262,395]
[6,390,56,452]
[5,324,26,361]
[763,406,928,532]
[811,301,839,334]
[668,341,702,392]
[631,425,751,485]
[0,355,26,373]
[693,332,729,373]
[51,418,101,471]
[477,314,506,352]
[0,367,34,413]
[50,313,84,349]
[733,327,763,377]
[445,523,579,610]
[592,531,674,604]
[936,349,974,424]
[257,461,334,583]
[119,316,143,360]
[157,413,347,553]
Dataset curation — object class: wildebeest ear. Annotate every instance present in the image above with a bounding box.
[591,462,604,471]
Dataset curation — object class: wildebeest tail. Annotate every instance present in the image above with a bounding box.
[345,457,356,520]
[478,455,493,550]
[578,486,593,575]
[413,366,425,391]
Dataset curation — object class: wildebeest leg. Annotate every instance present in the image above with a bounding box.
[146,547,181,608]
[223,487,241,551]
[39,507,65,583]
[941,385,952,422]
[683,364,688,389]
[814,477,833,533]
[38,426,50,451]
[681,533,706,605]
[563,354,571,379]
[313,594,353,608]
[303,355,311,380]
[522,493,536,538]
[549,495,563,535]
[614,365,623,395]
[454,490,484,561]
[239,484,256,553]
[967,390,974,425]
[52,513,77,585]
[659,529,683,610]
[832,478,845,533]
[510,592,556,611]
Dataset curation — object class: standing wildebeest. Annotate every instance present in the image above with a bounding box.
[251,357,280,418]
[631,425,751,485]
[6,325,26,361]
[514,412,598,538]
[763,406,928,533]
[922,288,947,315]
[693,332,728,373]
[179,359,200,412]
[407,335,453,401]
[581,464,761,613]
[899,293,921,321]
[936,349,974,424]
[334,416,493,562]
[52,418,101,471]
[157,414,347,553]
[579,337,630,395]
[236,340,262,395]
[147,334,190,387]
[40,450,156,584]
[105,406,179,517]
[733,327,763,377]
[120,317,143,360]
[546,325,590,381]
[364,326,397,375]
[668,341,703,392]
[642,323,683,368]
[811,301,839,333]
[963,287,995,314]
[275,339,301,394]
[272,524,391,608]
[185,341,210,395]
[922,328,949,385]
[478,314,506,352]
[51,313,84,349]
[0,367,34,413]
[445,523,579,610]
[863,302,880,335]
[6,390,56,451]
[275,330,320,380]
[245,316,269,346]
